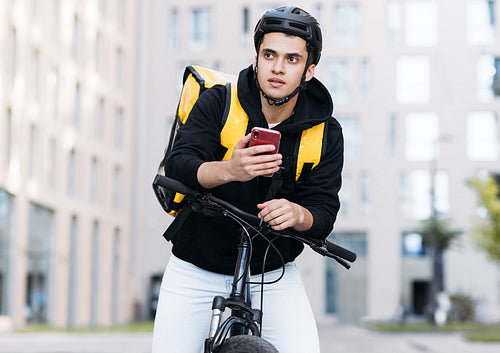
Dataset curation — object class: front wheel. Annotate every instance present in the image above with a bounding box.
[217,335,279,353]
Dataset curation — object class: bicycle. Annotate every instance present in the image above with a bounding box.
[153,174,357,353]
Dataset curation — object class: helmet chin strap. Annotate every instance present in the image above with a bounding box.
[254,55,308,107]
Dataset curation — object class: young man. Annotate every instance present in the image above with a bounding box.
[152,6,344,353]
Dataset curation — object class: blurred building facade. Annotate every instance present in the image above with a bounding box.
[135,0,500,325]
[0,0,137,328]
[1,0,500,331]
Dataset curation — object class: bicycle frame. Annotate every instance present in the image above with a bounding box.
[204,225,262,353]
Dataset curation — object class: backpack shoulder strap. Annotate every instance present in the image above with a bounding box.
[295,121,327,182]
[177,66,238,125]
[265,121,327,201]
[220,83,249,161]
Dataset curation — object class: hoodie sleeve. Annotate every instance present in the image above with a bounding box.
[164,85,227,190]
[296,117,344,239]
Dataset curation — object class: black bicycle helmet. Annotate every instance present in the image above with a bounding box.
[254,6,322,65]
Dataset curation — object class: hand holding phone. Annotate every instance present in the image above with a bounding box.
[248,127,281,177]
[249,127,281,153]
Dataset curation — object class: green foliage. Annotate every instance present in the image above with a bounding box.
[415,217,462,251]
[467,176,500,262]
[448,292,476,323]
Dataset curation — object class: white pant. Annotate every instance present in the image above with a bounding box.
[152,255,320,353]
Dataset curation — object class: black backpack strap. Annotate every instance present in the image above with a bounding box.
[264,166,285,202]
[162,204,193,242]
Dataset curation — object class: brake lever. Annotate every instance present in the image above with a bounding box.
[309,243,352,269]
[325,253,351,269]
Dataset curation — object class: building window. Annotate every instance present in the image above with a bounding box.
[90,158,100,204]
[0,189,14,315]
[477,55,500,101]
[315,4,323,25]
[31,0,40,22]
[95,33,101,73]
[190,8,211,49]
[336,116,359,160]
[360,172,371,215]
[467,0,496,45]
[339,172,352,215]
[74,83,80,129]
[72,15,79,61]
[396,56,430,104]
[405,112,439,161]
[32,49,41,101]
[359,58,370,99]
[467,111,499,160]
[389,114,398,158]
[5,108,12,167]
[29,125,39,178]
[67,215,78,328]
[113,166,123,210]
[116,48,124,89]
[112,228,121,325]
[117,0,126,31]
[27,203,54,323]
[334,3,359,45]
[402,232,427,256]
[405,0,439,46]
[170,9,179,48]
[242,7,250,41]
[67,149,76,197]
[325,232,367,320]
[48,138,57,189]
[51,0,60,43]
[387,1,401,43]
[114,108,124,149]
[100,0,107,17]
[47,68,59,119]
[96,98,105,141]
[326,60,350,102]
[90,221,100,327]
[400,170,449,219]
[11,27,17,84]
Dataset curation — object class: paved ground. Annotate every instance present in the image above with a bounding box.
[318,325,500,353]
[0,325,499,352]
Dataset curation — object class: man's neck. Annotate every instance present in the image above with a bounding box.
[261,94,298,125]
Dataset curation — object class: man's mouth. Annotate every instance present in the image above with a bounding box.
[268,78,285,88]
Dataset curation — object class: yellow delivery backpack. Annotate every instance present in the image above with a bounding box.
[154,65,326,218]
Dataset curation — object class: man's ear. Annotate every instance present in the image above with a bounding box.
[305,64,316,82]
[253,55,257,71]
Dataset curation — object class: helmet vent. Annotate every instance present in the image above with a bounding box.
[289,22,308,32]
[264,19,283,26]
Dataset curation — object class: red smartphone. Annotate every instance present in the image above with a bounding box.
[249,127,281,154]
[249,127,281,177]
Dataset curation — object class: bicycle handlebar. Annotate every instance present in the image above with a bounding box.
[153,174,356,268]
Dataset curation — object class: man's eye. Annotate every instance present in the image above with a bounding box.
[289,57,298,63]
[264,52,273,59]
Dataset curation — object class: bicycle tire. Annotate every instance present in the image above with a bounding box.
[217,335,279,353]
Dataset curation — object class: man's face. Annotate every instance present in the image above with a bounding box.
[255,32,315,102]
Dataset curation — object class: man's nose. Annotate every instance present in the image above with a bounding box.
[272,58,285,74]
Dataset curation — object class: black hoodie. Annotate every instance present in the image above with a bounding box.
[164,65,344,275]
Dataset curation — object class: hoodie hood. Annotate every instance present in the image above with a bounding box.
[237,65,334,134]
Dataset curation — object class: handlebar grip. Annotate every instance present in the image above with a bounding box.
[153,174,199,197]
[326,240,357,262]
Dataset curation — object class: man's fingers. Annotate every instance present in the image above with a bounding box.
[234,133,252,150]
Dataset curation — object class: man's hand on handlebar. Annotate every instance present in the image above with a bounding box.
[257,199,313,232]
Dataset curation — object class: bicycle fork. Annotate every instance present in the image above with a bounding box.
[204,228,263,352]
